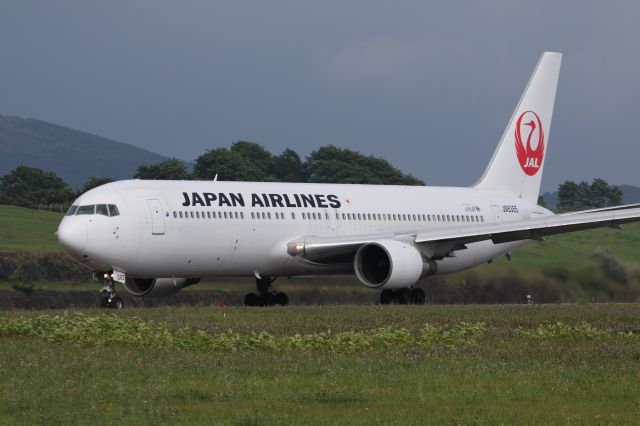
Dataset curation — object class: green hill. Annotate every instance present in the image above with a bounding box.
[0,115,168,189]
[0,205,63,252]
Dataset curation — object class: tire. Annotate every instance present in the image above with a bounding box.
[410,288,426,305]
[275,292,289,306]
[380,289,394,305]
[261,292,276,306]
[396,289,411,305]
[244,293,259,306]
[113,296,124,309]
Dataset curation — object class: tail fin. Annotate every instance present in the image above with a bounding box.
[474,52,562,203]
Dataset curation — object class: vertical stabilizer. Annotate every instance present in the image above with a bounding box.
[474,52,562,203]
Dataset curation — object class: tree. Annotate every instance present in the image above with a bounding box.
[135,158,191,180]
[273,148,308,182]
[537,196,547,208]
[590,178,622,207]
[557,179,622,211]
[230,141,278,181]
[193,148,266,181]
[0,166,75,207]
[304,145,424,185]
[79,176,113,194]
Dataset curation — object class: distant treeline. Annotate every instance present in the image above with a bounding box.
[0,140,624,211]
[0,142,423,209]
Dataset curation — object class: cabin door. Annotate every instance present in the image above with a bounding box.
[147,199,165,235]
[490,205,503,224]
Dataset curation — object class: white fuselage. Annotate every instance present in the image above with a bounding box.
[57,180,552,279]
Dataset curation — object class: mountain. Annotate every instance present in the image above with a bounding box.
[0,115,168,189]
[541,184,640,208]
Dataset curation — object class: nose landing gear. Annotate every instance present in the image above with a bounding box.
[98,272,124,309]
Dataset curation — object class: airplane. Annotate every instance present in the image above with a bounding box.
[57,51,640,308]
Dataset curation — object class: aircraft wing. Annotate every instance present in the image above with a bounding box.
[290,205,640,262]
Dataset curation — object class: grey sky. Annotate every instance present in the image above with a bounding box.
[1,1,639,191]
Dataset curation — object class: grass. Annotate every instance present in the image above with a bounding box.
[1,305,640,424]
[0,204,63,252]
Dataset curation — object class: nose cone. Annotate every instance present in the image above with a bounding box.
[57,219,88,256]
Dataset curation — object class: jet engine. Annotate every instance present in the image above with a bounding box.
[354,240,436,289]
[122,277,201,297]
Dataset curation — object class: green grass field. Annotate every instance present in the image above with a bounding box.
[0,205,63,252]
[1,305,639,424]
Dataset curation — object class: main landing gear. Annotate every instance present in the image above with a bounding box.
[380,288,426,305]
[244,277,289,307]
[99,272,124,309]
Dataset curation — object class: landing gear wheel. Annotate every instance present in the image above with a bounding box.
[113,296,124,309]
[245,277,290,307]
[244,293,259,306]
[410,288,426,305]
[261,292,276,306]
[275,292,289,306]
[396,288,411,305]
[380,289,395,305]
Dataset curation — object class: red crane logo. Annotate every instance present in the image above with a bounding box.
[515,111,544,176]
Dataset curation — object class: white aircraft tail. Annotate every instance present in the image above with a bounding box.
[474,52,562,203]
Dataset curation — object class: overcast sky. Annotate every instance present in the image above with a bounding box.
[1,1,639,191]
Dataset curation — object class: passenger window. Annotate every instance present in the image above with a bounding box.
[77,205,95,215]
[196,212,200,219]
[173,211,177,219]
[241,212,244,219]
[66,205,79,216]
[291,212,295,219]
[179,211,183,218]
[190,212,194,219]
[235,212,239,219]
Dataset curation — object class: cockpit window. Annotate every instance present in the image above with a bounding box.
[76,205,96,215]
[96,204,109,216]
[108,205,120,216]
[71,204,119,216]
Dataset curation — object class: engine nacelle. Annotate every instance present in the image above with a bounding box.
[122,277,200,297]
[354,240,435,289]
